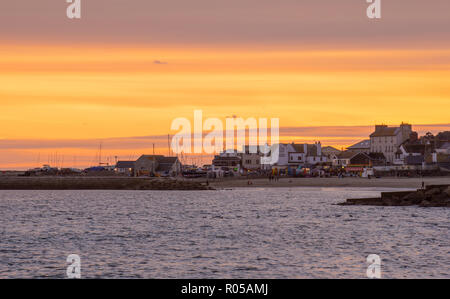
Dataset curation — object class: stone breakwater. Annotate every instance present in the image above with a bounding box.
[0,177,213,191]
[340,184,450,207]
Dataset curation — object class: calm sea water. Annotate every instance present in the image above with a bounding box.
[0,188,448,279]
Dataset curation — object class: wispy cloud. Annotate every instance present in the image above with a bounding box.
[1,124,448,169]
[1,124,448,150]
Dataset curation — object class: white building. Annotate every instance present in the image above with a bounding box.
[394,144,426,166]
[370,123,413,164]
[333,151,357,167]
[274,142,328,168]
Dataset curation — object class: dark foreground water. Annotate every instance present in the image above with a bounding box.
[0,188,448,279]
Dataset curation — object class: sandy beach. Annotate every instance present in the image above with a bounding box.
[207,176,450,189]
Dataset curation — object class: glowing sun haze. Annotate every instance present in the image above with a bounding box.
[1,0,450,169]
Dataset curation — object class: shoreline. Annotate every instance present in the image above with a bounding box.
[339,184,450,207]
[0,176,210,190]
[206,176,450,190]
[0,175,448,190]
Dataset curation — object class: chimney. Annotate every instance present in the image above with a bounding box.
[304,144,307,155]
[317,141,322,156]
[375,124,387,131]
[400,123,412,130]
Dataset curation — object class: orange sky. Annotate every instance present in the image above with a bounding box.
[0,0,450,169]
[2,45,450,139]
[2,0,450,169]
[1,44,450,169]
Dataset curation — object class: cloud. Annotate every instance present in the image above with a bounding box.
[1,124,448,150]
[153,60,168,65]
[1,0,449,47]
[1,124,449,169]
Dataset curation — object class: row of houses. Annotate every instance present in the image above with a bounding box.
[333,124,450,172]
[212,142,332,175]
[211,123,450,175]
[116,124,450,177]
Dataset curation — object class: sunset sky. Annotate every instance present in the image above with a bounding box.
[1,0,450,169]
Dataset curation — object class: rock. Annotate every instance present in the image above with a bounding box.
[403,191,426,204]
[346,198,383,205]
[342,185,450,208]
[431,193,448,202]
[382,197,397,206]
[425,188,441,197]
[435,199,450,207]
[444,187,450,198]
[419,200,433,207]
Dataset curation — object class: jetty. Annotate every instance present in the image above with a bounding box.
[340,184,450,207]
[0,177,213,191]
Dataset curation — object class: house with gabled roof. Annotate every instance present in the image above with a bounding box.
[134,155,181,177]
[347,140,370,153]
[370,123,413,164]
[333,150,357,167]
[115,161,135,176]
[394,143,428,166]
[272,142,328,169]
[333,151,386,169]
[436,142,450,155]
[321,146,341,161]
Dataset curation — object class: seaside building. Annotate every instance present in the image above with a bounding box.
[333,151,356,167]
[115,161,135,176]
[273,142,328,171]
[134,155,181,177]
[436,142,450,155]
[394,143,427,166]
[433,131,450,151]
[349,152,386,167]
[334,150,386,167]
[321,146,341,160]
[212,151,241,170]
[370,123,413,164]
[347,140,371,153]
[427,152,450,172]
[238,146,264,171]
[425,134,450,171]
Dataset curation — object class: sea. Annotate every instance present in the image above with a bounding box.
[0,187,448,279]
